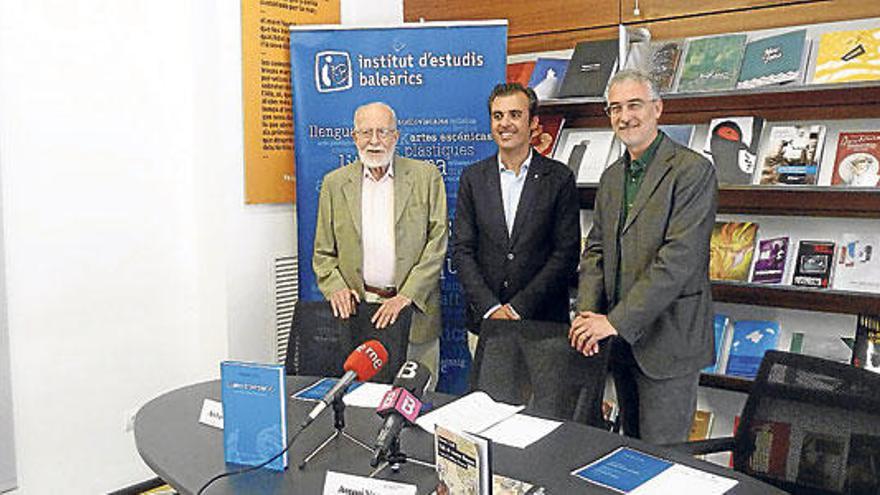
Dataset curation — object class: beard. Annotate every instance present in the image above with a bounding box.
[359,148,393,169]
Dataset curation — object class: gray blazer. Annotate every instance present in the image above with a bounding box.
[578,135,718,379]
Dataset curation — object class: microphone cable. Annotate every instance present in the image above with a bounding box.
[195,417,308,495]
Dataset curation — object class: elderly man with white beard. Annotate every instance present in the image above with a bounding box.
[312,101,448,381]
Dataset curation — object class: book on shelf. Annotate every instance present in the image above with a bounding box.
[796,431,847,492]
[751,236,790,284]
[552,128,616,184]
[506,61,535,86]
[852,314,880,373]
[660,124,695,148]
[704,314,733,374]
[689,409,714,441]
[831,131,880,187]
[220,361,288,471]
[710,221,759,282]
[647,39,685,93]
[788,331,854,364]
[622,26,652,72]
[435,424,491,495]
[737,29,808,89]
[843,433,880,494]
[812,27,880,85]
[530,114,565,157]
[746,420,791,479]
[758,125,827,185]
[792,240,836,289]
[725,319,780,379]
[833,234,880,293]
[557,38,619,98]
[528,57,569,100]
[677,33,747,92]
[704,116,764,185]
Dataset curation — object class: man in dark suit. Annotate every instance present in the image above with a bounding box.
[570,69,718,444]
[452,83,581,415]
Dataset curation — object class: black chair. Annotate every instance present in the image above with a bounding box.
[284,300,411,384]
[472,318,610,426]
[671,350,880,495]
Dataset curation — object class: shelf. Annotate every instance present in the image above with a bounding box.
[699,373,752,394]
[578,186,880,218]
[711,281,880,315]
[539,81,880,127]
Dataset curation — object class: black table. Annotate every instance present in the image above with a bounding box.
[135,377,785,494]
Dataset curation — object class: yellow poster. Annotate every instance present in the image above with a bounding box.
[241,0,340,204]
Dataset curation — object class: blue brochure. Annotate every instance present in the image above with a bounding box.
[291,377,363,402]
[572,447,673,493]
[221,361,288,471]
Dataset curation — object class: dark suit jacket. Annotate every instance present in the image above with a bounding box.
[578,134,718,379]
[452,151,580,332]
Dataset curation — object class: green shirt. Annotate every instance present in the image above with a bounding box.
[623,132,664,220]
[615,132,664,302]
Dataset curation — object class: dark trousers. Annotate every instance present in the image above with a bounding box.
[473,319,609,425]
[611,338,699,445]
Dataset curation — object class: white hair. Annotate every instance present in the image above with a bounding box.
[353,101,397,128]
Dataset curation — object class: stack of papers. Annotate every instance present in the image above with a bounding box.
[416,391,561,449]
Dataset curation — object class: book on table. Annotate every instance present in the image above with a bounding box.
[220,360,288,471]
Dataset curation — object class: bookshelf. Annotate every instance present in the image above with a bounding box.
[539,81,880,127]
[553,81,880,390]
[579,186,880,218]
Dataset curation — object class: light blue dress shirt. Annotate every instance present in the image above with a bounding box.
[498,150,533,236]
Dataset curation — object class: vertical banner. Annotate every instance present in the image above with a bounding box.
[241,0,340,204]
[290,22,506,392]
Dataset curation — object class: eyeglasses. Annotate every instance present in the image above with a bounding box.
[353,128,397,140]
[603,99,656,117]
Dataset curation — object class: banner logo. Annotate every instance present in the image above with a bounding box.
[314,50,352,93]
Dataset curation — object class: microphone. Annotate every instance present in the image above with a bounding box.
[303,340,388,426]
[370,360,432,466]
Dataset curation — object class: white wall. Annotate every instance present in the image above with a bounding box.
[0,1,403,493]
[341,0,403,25]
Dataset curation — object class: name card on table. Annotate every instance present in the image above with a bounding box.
[198,398,224,429]
[323,471,416,495]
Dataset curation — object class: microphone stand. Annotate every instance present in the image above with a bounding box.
[298,393,373,469]
[368,434,435,478]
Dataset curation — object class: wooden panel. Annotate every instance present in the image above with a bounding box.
[716,188,880,218]
[628,0,880,41]
[409,0,880,54]
[579,185,880,218]
[509,27,619,55]
[700,373,752,393]
[403,0,618,38]
[712,282,880,315]
[621,0,809,24]
[541,83,880,126]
